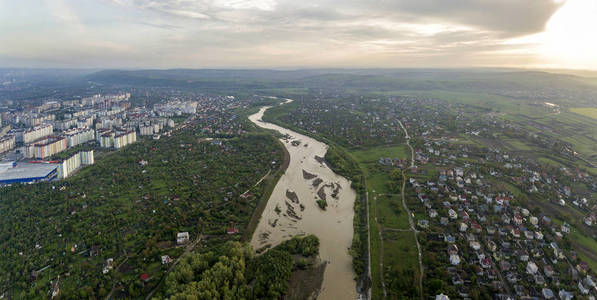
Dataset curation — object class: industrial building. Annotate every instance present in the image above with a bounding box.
[0,162,58,184]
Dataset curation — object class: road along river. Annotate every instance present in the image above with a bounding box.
[249,102,358,300]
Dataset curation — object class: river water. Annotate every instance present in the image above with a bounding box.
[248,103,358,300]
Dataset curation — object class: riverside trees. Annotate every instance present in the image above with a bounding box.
[162,235,319,300]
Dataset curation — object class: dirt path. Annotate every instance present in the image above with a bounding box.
[368,120,422,299]
[241,169,271,196]
[398,120,415,168]
[399,174,424,300]
[372,193,388,299]
[397,120,423,300]
[104,250,129,300]
[366,190,372,300]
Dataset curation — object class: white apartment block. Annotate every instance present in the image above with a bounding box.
[23,115,55,127]
[57,150,94,179]
[21,124,54,144]
[139,125,153,136]
[33,137,67,159]
[77,116,94,128]
[0,135,16,154]
[99,130,115,148]
[114,131,136,149]
[55,118,78,130]
[63,128,95,147]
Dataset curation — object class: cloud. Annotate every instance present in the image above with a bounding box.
[44,0,85,32]
[365,0,564,37]
[107,0,562,38]
[0,0,571,68]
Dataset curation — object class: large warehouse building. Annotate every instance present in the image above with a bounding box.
[0,162,58,184]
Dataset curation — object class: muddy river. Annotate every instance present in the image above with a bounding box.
[249,101,357,300]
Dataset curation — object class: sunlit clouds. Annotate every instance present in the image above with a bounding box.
[1,0,593,69]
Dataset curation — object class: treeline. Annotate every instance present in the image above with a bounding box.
[159,235,319,299]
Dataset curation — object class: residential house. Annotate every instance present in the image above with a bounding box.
[177,232,190,244]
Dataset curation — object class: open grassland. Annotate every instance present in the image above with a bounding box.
[350,144,416,299]
[377,194,410,229]
[351,144,409,163]
[502,138,533,151]
[368,206,383,300]
[570,107,597,120]
[383,231,419,272]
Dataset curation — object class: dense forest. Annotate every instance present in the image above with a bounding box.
[159,235,320,300]
[0,122,284,298]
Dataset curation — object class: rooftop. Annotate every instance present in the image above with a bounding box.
[0,162,58,183]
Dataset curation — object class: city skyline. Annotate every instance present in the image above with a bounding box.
[1,0,596,70]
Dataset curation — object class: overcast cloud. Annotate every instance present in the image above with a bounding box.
[0,0,571,68]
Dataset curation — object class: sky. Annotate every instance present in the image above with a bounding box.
[0,0,596,70]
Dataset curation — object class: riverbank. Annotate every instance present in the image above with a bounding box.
[243,138,291,242]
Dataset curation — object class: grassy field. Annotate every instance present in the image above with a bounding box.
[383,231,419,273]
[368,204,383,300]
[537,156,564,167]
[502,138,533,151]
[570,107,597,119]
[350,144,416,298]
[377,194,410,229]
[351,144,410,163]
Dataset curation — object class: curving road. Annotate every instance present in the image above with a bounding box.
[397,120,423,300]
